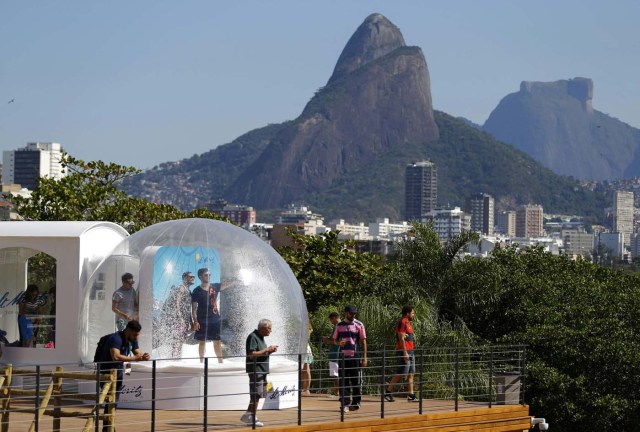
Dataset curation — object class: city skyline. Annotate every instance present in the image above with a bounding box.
[1,1,639,169]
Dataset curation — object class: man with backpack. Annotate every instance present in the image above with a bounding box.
[384,305,418,402]
[95,320,150,432]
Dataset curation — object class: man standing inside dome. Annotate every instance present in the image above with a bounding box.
[112,273,138,332]
[191,267,232,363]
[160,271,195,358]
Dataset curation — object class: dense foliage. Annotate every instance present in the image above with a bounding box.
[285,225,640,431]
[277,230,382,312]
[450,247,640,431]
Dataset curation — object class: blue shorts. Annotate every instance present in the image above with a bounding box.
[395,350,416,376]
[194,320,221,341]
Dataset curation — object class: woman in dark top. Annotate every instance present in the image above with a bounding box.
[18,284,45,347]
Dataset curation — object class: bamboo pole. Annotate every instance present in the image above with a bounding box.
[27,378,55,432]
[1,364,12,432]
[107,369,117,432]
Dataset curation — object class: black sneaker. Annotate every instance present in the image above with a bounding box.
[349,403,360,411]
[384,392,395,402]
[407,394,418,402]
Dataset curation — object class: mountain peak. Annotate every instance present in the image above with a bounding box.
[484,77,640,180]
[328,13,406,84]
[520,77,594,112]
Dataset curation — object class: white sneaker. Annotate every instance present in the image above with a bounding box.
[240,413,264,427]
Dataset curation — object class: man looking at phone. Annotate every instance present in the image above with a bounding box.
[332,305,367,412]
[242,319,278,427]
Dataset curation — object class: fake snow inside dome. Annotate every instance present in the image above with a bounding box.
[79,218,308,366]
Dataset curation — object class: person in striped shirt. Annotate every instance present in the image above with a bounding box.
[331,304,367,411]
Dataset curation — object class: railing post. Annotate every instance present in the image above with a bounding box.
[95,364,100,432]
[419,347,424,415]
[488,346,494,408]
[203,357,208,432]
[339,353,345,422]
[520,346,526,405]
[298,353,302,426]
[151,360,156,432]
[318,338,324,392]
[35,365,40,432]
[454,346,459,412]
[381,344,386,419]
[252,358,257,430]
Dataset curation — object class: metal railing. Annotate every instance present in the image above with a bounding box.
[0,344,526,431]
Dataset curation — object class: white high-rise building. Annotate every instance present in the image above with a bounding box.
[422,207,471,243]
[2,142,66,190]
[613,190,634,248]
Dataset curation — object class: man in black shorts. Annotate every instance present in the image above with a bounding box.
[191,267,232,363]
[241,319,278,427]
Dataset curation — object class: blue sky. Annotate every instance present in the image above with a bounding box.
[1,1,638,169]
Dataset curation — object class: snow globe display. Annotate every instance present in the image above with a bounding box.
[78,218,308,410]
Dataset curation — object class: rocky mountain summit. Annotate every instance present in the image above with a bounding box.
[225,13,439,208]
[483,78,640,180]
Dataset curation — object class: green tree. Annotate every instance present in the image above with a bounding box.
[278,229,382,312]
[6,154,227,232]
[372,222,480,325]
[451,246,640,431]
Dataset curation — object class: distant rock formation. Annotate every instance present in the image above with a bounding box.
[483,78,640,180]
[225,13,439,208]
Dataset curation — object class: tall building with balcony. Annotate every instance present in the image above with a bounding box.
[405,161,437,221]
[465,193,494,236]
[515,204,544,238]
[2,142,66,190]
[613,190,634,248]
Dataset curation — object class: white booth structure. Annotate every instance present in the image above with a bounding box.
[0,219,308,410]
[0,221,129,365]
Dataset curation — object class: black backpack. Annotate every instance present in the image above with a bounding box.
[93,333,112,363]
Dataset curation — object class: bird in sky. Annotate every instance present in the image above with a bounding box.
[7,99,15,104]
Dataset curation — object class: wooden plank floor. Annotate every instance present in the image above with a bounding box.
[2,394,530,432]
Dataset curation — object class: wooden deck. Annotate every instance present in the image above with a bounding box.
[3,393,530,432]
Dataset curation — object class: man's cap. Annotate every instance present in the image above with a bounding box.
[344,305,358,314]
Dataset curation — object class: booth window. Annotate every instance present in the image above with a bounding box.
[0,248,57,349]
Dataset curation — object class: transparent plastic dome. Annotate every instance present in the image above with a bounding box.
[79,218,308,364]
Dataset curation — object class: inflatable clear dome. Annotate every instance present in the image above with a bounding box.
[79,218,308,364]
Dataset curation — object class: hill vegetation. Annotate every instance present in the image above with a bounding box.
[123,110,607,222]
[305,111,607,221]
